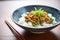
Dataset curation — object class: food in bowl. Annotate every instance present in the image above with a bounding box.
[18,8,57,28]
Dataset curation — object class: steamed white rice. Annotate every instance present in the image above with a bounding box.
[18,13,57,28]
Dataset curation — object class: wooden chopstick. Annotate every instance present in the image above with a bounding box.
[5,20,25,40]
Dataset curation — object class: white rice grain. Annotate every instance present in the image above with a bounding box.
[18,13,57,28]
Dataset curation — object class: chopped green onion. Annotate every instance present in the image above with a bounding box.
[33,22,39,27]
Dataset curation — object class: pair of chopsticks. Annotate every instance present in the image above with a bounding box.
[5,20,25,40]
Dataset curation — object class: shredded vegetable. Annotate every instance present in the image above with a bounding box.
[25,8,53,27]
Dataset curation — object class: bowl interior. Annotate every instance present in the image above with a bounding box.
[12,5,60,25]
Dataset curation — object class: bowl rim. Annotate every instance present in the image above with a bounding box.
[11,5,60,29]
